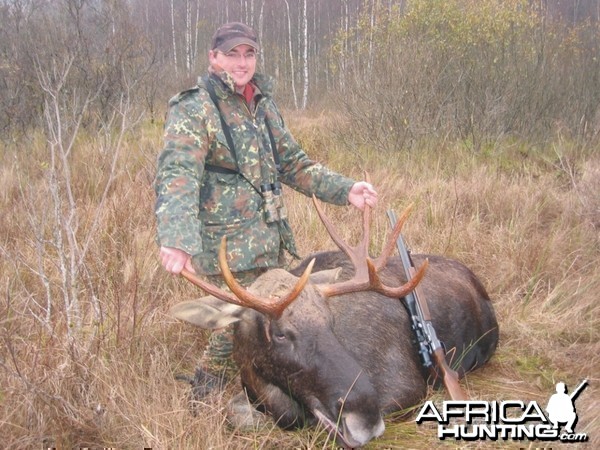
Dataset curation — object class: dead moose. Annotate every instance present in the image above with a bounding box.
[171,198,499,448]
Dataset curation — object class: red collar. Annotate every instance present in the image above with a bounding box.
[242,83,255,105]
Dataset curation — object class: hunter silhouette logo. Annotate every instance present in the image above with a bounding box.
[416,379,589,442]
[546,380,587,434]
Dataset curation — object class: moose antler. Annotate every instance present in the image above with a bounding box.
[181,183,427,316]
[181,236,315,319]
[313,195,428,298]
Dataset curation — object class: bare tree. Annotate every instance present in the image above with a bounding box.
[284,0,299,109]
[170,0,178,77]
[301,0,309,109]
[1,0,146,345]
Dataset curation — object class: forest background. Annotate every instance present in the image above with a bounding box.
[0,0,599,448]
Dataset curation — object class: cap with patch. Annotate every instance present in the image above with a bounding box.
[211,22,259,53]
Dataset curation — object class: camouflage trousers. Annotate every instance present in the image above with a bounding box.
[200,267,268,380]
[200,327,237,380]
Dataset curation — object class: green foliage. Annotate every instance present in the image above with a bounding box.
[399,0,537,50]
[330,0,600,149]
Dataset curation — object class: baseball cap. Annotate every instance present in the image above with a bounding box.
[211,22,259,53]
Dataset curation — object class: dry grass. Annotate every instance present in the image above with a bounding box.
[0,111,598,449]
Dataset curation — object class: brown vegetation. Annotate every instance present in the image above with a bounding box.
[1,1,598,449]
[1,109,598,448]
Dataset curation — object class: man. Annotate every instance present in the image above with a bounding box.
[155,22,377,390]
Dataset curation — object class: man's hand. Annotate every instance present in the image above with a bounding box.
[348,181,378,210]
[160,246,196,274]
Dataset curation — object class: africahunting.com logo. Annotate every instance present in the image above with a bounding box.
[416,379,589,443]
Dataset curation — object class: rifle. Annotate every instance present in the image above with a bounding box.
[387,209,468,401]
[569,379,588,401]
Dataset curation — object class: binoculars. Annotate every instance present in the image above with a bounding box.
[261,182,288,223]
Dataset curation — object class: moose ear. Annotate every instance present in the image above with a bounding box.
[309,267,343,285]
[169,296,248,329]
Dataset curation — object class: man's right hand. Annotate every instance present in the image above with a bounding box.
[160,246,196,274]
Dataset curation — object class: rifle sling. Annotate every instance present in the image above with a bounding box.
[204,77,282,193]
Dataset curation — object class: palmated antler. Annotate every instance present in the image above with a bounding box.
[313,194,428,298]
[181,236,315,319]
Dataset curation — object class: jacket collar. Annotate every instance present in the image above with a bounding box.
[201,67,275,99]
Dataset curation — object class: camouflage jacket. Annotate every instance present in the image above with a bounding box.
[154,69,354,275]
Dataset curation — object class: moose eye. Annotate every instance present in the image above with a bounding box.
[273,331,287,342]
[269,322,294,344]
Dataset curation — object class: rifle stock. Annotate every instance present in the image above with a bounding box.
[431,347,467,400]
[387,209,469,401]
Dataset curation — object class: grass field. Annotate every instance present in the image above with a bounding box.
[0,111,598,449]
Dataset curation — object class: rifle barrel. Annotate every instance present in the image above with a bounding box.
[569,379,589,400]
[387,208,469,402]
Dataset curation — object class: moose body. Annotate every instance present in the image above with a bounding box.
[234,252,497,440]
[172,203,499,447]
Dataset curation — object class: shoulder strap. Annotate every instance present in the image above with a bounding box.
[205,79,240,173]
[205,76,282,180]
[265,118,281,174]
[204,78,265,197]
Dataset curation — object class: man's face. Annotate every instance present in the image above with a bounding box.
[209,44,257,89]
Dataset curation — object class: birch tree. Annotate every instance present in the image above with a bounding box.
[301,0,309,109]
[284,0,298,109]
[185,0,192,73]
[258,0,265,68]
[170,0,178,76]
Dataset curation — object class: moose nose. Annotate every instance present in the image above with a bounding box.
[341,411,385,447]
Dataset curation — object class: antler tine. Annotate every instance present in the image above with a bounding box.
[312,195,355,258]
[180,269,242,306]
[218,236,315,319]
[367,257,429,298]
[312,195,369,277]
[361,185,372,255]
[374,203,414,270]
[361,172,373,251]
[314,192,427,300]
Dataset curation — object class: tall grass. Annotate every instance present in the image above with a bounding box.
[0,111,598,449]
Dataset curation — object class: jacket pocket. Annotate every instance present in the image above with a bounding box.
[197,214,280,274]
[199,170,262,226]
